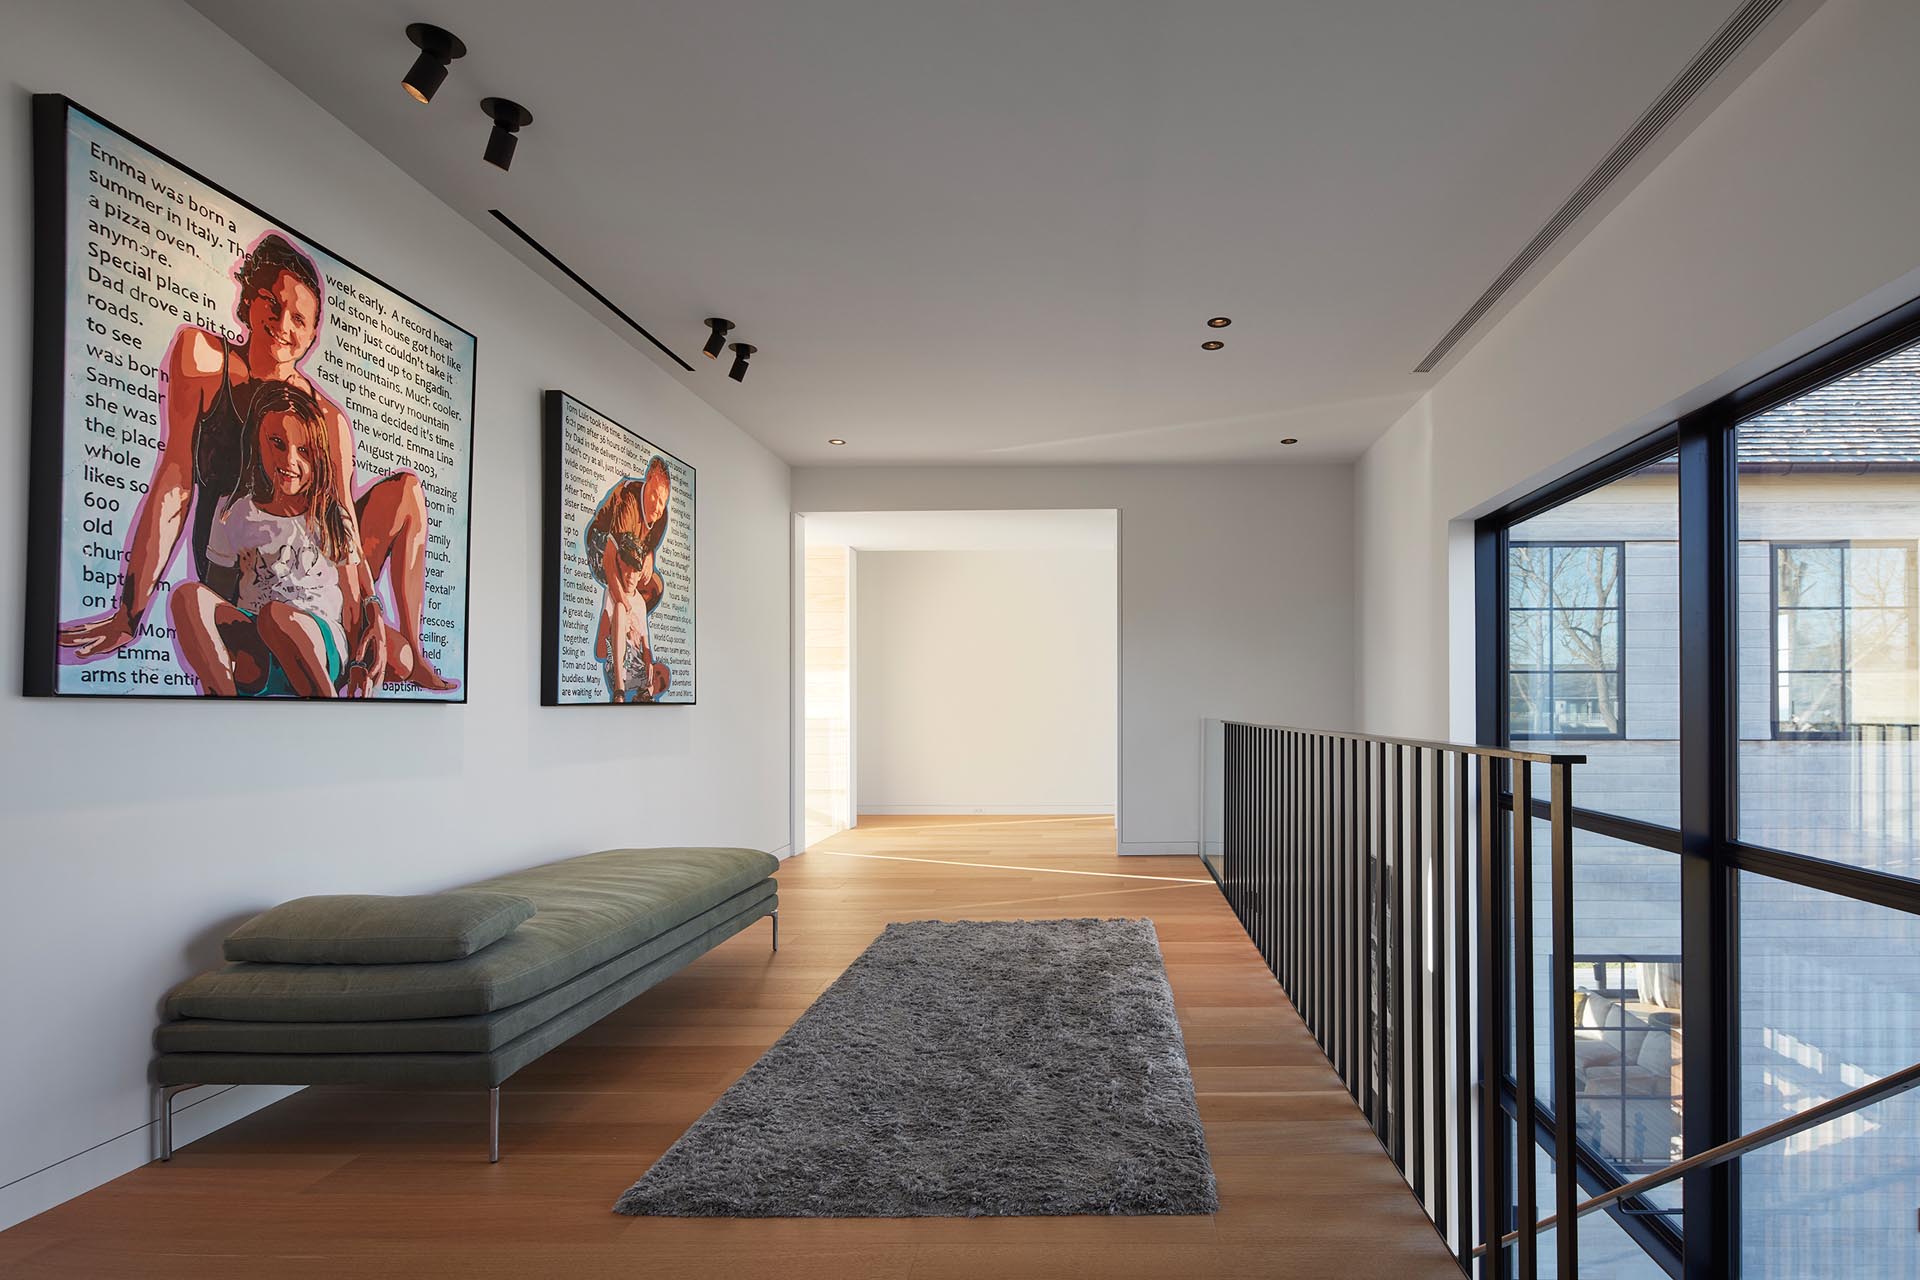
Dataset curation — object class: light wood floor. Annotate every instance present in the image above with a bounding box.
[0,816,1460,1279]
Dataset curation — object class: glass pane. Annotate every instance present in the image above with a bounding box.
[1739,341,1920,878]
[1510,454,1678,826]
[1850,608,1911,675]
[1511,545,1554,607]
[1526,1144,1671,1279]
[1780,608,1843,671]
[1551,672,1621,737]
[1779,672,1845,735]
[1551,544,1620,609]
[1849,544,1912,608]
[1525,821,1684,1215]
[1740,873,1920,1279]
[1511,609,1548,670]
[1512,672,1552,737]
[1552,608,1620,671]
[1777,545,1844,608]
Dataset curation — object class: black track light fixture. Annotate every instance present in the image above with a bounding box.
[402,24,466,104]
[702,318,735,360]
[727,342,757,383]
[481,98,534,171]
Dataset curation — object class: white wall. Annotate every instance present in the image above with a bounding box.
[856,548,1116,814]
[1358,0,1920,740]
[0,0,791,1228]
[793,465,1357,852]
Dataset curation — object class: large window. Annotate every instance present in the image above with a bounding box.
[1509,542,1626,739]
[1771,541,1918,738]
[1483,308,1920,1279]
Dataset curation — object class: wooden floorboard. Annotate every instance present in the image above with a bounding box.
[0,816,1460,1278]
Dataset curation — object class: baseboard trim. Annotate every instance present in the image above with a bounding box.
[1118,840,1201,856]
[857,805,1117,816]
[0,1083,300,1232]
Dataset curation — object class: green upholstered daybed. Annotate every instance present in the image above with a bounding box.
[154,846,779,1161]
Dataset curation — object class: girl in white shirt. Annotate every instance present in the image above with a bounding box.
[170,382,377,697]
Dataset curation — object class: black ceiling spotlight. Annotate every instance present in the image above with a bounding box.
[727,342,758,383]
[1207,316,1232,328]
[402,23,466,104]
[1201,340,1225,351]
[1280,437,1299,445]
[702,318,735,360]
[481,97,534,171]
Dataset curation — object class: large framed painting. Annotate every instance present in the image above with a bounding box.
[542,391,696,705]
[25,96,476,701]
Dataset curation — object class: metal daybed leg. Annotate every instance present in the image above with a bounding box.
[488,1086,501,1163]
[771,909,778,953]
[157,1084,196,1162]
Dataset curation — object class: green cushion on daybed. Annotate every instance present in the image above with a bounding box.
[166,847,778,1022]
[224,892,536,964]
[159,881,774,1055]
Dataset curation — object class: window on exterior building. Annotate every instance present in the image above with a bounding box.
[1509,542,1626,739]
[1772,541,1919,738]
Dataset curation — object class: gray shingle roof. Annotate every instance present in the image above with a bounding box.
[1738,343,1920,470]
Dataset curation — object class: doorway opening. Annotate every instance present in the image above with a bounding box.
[796,510,1120,853]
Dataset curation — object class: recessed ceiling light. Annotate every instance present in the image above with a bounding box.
[827,438,846,446]
[1207,317,1232,328]
[1201,340,1224,351]
[1281,437,1299,445]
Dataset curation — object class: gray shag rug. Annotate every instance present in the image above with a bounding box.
[612,917,1218,1217]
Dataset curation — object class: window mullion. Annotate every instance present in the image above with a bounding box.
[1676,410,1740,1280]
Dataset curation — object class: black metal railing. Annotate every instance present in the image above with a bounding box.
[1210,721,1585,1279]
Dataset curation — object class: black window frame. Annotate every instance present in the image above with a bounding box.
[1507,539,1629,742]
[1476,291,1920,1280]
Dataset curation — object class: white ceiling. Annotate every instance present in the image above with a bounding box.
[189,1,1756,466]
[803,509,1116,552]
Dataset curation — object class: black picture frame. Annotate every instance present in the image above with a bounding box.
[25,95,479,702]
[541,390,698,706]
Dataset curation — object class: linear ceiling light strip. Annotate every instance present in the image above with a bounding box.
[1413,0,1789,373]
[487,209,694,371]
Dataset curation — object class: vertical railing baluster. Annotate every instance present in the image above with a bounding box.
[1390,743,1407,1171]
[1512,763,1538,1280]
[1297,729,1313,1028]
[1410,745,1427,1207]
[1304,733,1316,1042]
[1302,731,1311,1016]
[1430,748,1450,1243]
[1258,728,1269,971]
[1267,729,1279,981]
[1361,738,1373,1128]
[1317,733,1329,1054]
[1548,761,1578,1280]
[1372,742,1388,1144]
[1477,753,1507,1280]
[1344,736,1359,1105]
[1454,749,1473,1273]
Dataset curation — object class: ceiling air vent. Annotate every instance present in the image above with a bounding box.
[1414,0,1790,374]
